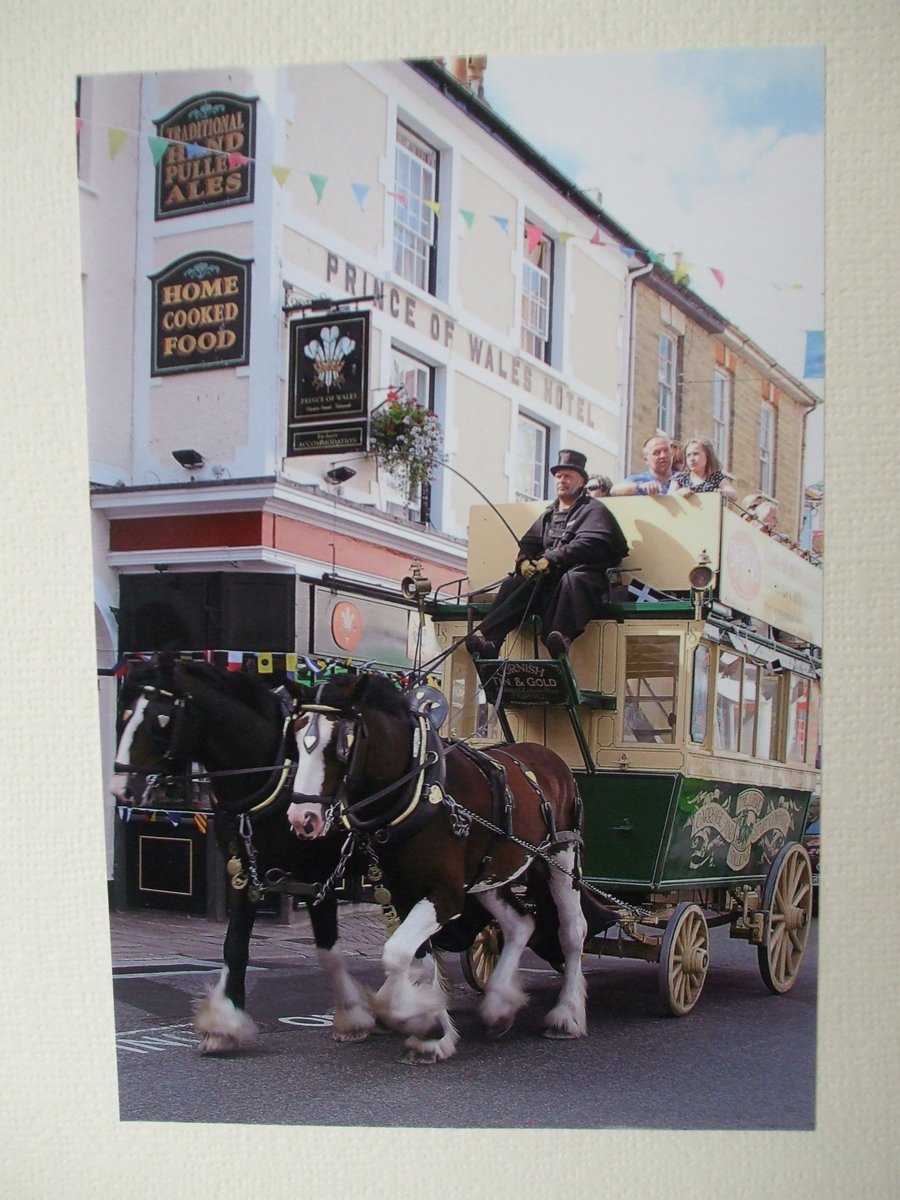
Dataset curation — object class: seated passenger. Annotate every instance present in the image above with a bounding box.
[671,438,738,500]
[742,492,779,532]
[610,433,676,496]
[465,449,629,660]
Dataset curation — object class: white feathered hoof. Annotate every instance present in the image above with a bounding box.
[541,1006,587,1041]
[192,989,257,1055]
[330,999,376,1043]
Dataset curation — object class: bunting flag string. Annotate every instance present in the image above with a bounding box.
[77,114,816,297]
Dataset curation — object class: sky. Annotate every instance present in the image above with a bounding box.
[482,46,825,399]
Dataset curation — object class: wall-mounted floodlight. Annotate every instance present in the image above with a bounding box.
[324,465,356,485]
[172,448,205,470]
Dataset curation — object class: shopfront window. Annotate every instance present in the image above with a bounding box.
[623,634,680,744]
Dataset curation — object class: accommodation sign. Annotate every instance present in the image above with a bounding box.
[286,312,369,457]
[150,252,252,376]
[154,92,256,219]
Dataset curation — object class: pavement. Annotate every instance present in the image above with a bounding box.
[108,902,391,969]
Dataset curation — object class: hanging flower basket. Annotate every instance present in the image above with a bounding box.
[369,388,444,498]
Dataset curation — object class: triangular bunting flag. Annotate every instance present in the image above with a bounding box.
[309,173,328,204]
[107,128,127,159]
[524,221,543,255]
[558,231,575,244]
[184,143,207,159]
[647,250,666,265]
[491,215,510,234]
[271,165,290,187]
[590,229,605,247]
[388,190,408,207]
[710,268,725,288]
[618,245,638,259]
[147,136,169,166]
[423,199,442,218]
[228,151,249,169]
[460,209,475,229]
[351,183,369,210]
[673,259,692,285]
[75,117,84,135]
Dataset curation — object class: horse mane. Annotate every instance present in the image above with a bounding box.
[356,672,410,716]
[178,661,283,722]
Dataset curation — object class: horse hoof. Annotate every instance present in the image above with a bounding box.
[541,1024,586,1041]
[398,1048,440,1065]
[331,1028,371,1044]
[198,1033,240,1055]
[484,1017,515,1039]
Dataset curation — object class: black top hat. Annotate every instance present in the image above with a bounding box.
[549,448,588,482]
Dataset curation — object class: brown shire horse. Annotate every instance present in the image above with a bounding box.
[287,671,590,1064]
[109,657,376,1052]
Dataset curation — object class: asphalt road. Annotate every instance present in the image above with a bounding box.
[112,919,817,1130]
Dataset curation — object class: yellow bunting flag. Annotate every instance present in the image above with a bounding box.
[271,165,290,187]
[673,259,692,285]
[108,128,127,159]
[424,199,442,219]
[558,232,576,244]
[285,653,298,675]
[257,653,274,674]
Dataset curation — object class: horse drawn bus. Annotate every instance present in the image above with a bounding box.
[428,491,821,1015]
[110,491,820,1060]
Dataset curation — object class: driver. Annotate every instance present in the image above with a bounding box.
[465,449,628,660]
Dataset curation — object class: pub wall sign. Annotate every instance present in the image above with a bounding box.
[150,252,252,376]
[154,92,256,220]
[286,312,370,457]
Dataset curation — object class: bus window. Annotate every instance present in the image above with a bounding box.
[714,650,741,752]
[623,634,680,744]
[786,675,811,764]
[756,670,781,760]
[805,679,821,767]
[690,643,710,744]
[739,660,759,756]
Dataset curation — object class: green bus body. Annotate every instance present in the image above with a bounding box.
[577,771,811,891]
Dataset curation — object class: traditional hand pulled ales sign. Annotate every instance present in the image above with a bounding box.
[154,92,256,219]
[286,312,369,457]
[150,252,252,375]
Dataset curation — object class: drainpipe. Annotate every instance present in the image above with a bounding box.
[620,261,655,476]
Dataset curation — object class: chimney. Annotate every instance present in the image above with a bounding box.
[449,55,487,99]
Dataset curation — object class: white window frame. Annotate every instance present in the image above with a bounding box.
[713,367,731,468]
[657,331,677,436]
[516,414,549,500]
[759,402,776,494]
[393,124,437,293]
[521,227,552,362]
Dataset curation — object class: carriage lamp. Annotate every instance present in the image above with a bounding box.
[401,559,432,601]
[688,550,714,592]
[172,448,205,470]
[689,550,715,620]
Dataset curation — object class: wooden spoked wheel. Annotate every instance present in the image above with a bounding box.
[758,842,814,994]
[460,922,504,994]
[659,902,710,1016]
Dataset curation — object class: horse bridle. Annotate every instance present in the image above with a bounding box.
[295,693,444,840]
[116,683,298,815]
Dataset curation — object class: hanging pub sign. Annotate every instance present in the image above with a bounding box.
[150,252,252,376]
[286,311,370,457]
[154,92,256,220]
